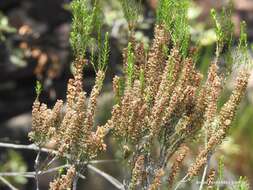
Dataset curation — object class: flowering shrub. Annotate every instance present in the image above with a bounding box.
[0,0,252,190]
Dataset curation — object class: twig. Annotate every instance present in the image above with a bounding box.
[174,174,189,190]
[46,156,58,168]
[0,176,18,190]
[39,164,70,175]
[73,175,79,190]
[0,165,70,178]
[0,164,88,181]
[87,165,125,190]
[199,156,211,190]
[89,160,118,164]
[35,148,41,190]
[0,142,56,154]
[0,171,35,178]
[72,161,79,190]
[199,164,208,190]
[77,173,86,180]
[199,128,212,190]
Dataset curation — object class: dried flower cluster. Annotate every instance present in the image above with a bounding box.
[187,70,250,178]
[206,169,216,189]
[30,59,107,160]
[147,169,165,190]
[30,99,63,144]
[29,58,108,188]
[129,155,145,190]
[167,145,189,187]
[104,19,251,188]
[49,166,76,190]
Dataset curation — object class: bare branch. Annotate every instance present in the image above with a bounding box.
[0,165,70,178]
[0,142,56,154]
[0,172,35,178]
[0,176,18,190]
[35,148,41,190]
[87,165,125,190]
[174,174,190,190]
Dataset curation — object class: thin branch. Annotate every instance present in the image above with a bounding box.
[199,157,213,190]
[89,160,118,164]
[46,156,58,168]
[199,128,212,190]
[0,142,56,154]
[39,164,70,175]
[72,175,79,190]
[0,165,70,178]
[35,148,41,190]
[0,172,35,178]
[0,176,18,190]
[87,165,125,190]
[77,173,86,180]
[199,165,208,190]
[174,174,189,190]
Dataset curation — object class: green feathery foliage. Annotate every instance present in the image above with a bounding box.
[233,21,251,72]
[35,81,42,98]
[114,77,125,105]
[234,177,250,190]
[126,42,135,87]
[99,32,110,71]
[239,21,248,55]
[0,12,16,41]
[166,55,176,81]
[240,21,252,69]
[216,156,224,190]
[139,68,145,93]
[156,0,169,25]
[222,2,235,70]
[71,0,110,72]
[118,0,141,31]
[70,0,102,58]
[157,0,190,57]
[211,5,234,60]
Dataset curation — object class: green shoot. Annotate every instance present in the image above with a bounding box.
[99,32,110,71]
[0,12,16,41]
[70,0,102,58]
[211,9,223,59]
[211,4,234,61]
[156,0,172,27]
[119,0,141,32]
[35,81,42,98]
[234,177,250,190]
[239,21,248,54]
[126,42,135,87]
[157,0,190,57]
[91,45,97,73]
[114,77,125,104]
[166,56,175,82]
[233,21,251,71]
[216,156,225,190]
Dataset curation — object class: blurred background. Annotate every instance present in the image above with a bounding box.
[0,0,253,189]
